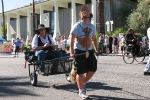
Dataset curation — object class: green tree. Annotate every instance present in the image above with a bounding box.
[118,0,137,29]
[127,0,150,32]
[1,24,7,37]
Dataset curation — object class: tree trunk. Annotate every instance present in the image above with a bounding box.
[98,0,105,34]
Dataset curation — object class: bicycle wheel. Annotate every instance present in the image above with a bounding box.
[134,51,145,62]
[30,71,37,86]
[123,51,134,64]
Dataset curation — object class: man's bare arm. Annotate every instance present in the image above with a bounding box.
[35,46,45,51]
[70,34,76,57]
[34,43,50,51]
[92,35,98,52]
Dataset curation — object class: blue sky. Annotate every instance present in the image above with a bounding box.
[0,0,32,13]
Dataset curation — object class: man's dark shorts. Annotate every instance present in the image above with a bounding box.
[121,46,126,51]
[74,49,97,74]
[15,46,20,52]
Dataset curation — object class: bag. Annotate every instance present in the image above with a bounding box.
[28,55,38,63]
[70,64,76,83]
[24,52,36,63]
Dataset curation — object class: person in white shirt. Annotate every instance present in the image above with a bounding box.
[11,36,16,52]
[120,34,126,56]
[61,36,67,52]
[104,35,109,55]
[57,36,63,50]
[147,28,150,49]
[116,34,121,53]
[32,24,64,75]
[144,28,150,75]
[142,33,148,49]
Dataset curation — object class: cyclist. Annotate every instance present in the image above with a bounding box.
[126,29,138,56]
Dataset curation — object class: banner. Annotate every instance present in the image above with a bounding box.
[0,43,12,53]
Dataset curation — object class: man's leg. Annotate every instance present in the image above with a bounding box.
[149,40,150,50]
[76,74,89,99]
[14,46,17,57]
[144,58,150,75]
[17,46,19,56]
[74,50,89,99]
[85,50,97,77]
[109,44,112,53]
[15,49,16,55]
[83,71,95,83]
[82,50,97,96]
[36,50,46,73]
[135,44,139,56]
[76,74,84,90]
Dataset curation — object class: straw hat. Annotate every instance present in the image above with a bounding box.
[35,24,49,34]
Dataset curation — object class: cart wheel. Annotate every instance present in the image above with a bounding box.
[65,61,72,82]
[30,72,37,86]
[66,74,71,82]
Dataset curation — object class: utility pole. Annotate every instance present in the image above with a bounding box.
[1,0,6,40]
[33,0,36,33]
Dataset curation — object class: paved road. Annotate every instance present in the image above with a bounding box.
[0,53,150,100]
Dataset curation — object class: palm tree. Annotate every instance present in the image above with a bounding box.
[1,0,6,39]
[98,0,105,34]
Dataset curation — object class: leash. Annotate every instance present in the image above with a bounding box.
[56,28,71,41]
[55,20,82,41]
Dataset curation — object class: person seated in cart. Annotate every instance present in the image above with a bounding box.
[32,24,66,75]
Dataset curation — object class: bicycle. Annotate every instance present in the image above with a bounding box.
[123,44,145,64]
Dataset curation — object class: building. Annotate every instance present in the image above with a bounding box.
[0,0,122,42]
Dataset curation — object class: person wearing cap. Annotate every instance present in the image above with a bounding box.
[32,24,64,75]
[70,6,98,99]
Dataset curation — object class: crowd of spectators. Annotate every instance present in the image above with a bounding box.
[98,30,149,56]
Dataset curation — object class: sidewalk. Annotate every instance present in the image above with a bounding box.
[0,52,24,58]
[99,53,122,56]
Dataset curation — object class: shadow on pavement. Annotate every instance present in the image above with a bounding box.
[87,95,134,100]
[0,76,38,97]
[122,90,150,100]
[52,82,122,93]
[137,62,147,64]
[52,82,150,99]
[35,81,51,88]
